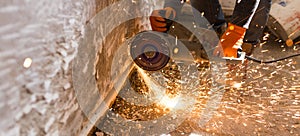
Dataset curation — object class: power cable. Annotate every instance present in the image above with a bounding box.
[245,53,300,63]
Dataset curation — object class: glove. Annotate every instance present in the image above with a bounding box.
[149,7,176,32]
[213,23,246,58]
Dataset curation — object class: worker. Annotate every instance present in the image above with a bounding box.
[150,0,272,58]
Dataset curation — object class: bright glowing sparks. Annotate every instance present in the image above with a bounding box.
[189,133,201,136]
[173,47,179,54]
[159,95,179,109]
[23,58,32,68]
[232,82,242,88]
[136,66,182,109]
[136,66,179,109]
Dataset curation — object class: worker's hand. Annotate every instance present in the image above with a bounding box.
[213,23,246,58]
[149,7,176,32]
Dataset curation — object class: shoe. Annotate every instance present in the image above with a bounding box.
[241,42,256,56]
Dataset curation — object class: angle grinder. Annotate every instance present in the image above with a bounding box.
[129,9,176,71]
[130,31,171,71]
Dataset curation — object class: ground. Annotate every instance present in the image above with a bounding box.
[93,17,300,136]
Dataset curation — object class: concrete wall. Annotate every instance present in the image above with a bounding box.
[0,0,155,135]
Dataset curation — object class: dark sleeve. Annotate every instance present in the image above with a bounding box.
[164,0,184,15]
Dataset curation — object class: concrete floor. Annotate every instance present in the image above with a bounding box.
[167,16,300,135]
[191,33,300,135]
[171,15,300,135]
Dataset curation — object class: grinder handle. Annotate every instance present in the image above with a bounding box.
[158,10,174,33]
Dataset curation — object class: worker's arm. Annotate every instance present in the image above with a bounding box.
[150,0,184,32]
[164,0,184,18]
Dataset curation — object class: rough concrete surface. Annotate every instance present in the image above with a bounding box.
[0,0,95,135]
[0,0,158,135]
[0,0,141,135]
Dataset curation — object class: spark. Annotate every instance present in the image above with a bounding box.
[232,82,243,88]
[23,58,32,68]
[189,133,201,136]
[173,47,179,54]
[158,94,179,109]
[261,50,269,53]
[263,33,270,41]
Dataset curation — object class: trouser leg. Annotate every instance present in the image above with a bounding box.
[231,0,259,27]
[231,0,271,43]
[190,0,226,30]
[243,0,271,44]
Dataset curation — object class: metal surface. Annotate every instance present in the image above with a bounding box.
[267,0,300,43]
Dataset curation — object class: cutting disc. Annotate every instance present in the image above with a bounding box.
[130,31,170,71]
